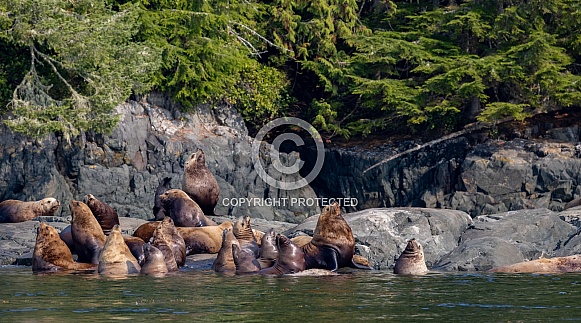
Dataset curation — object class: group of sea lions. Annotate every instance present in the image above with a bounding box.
[3,148,581,275]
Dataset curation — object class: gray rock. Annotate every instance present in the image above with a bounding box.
[434,208,578,271]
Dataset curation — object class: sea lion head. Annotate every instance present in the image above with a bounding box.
[40,198,61,216]
[403,238,424,257]
[69,200,90,221]
[320,201,341,221]
[186,149,206,168]
[36,222,57,241]
[262,228,276,246]
[393,238,428,275]
[82,194,96,206]
[233,215,255,241]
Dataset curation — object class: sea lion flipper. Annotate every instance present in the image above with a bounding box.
[350,258,373,270]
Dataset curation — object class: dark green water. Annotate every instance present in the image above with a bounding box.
[1,266,580,322]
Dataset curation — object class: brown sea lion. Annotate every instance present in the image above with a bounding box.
[157,216,186,267]
[259,234,306,275]
[32,222,96,273]
[291,235,313,248]
[153,177,172,220]
[233,215,259,259]
[489,255,581,273]
[302,201,373,272]
[393,239,428,275]
[151,221,178,272]
[212,228,240,273]
[83,194,120,235]
[182,149,220,215]
[70,200,106,265]
[123,236,146,265]
[98,225,141,275]
[0,198,60,223]
[140,243,169,276]
[159,189,217,227]
[257,228,278,269]
[177,221,233,255]
[232,244,261,274]
[133,221,159,242]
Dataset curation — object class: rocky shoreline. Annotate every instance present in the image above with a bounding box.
[2,205,581,272]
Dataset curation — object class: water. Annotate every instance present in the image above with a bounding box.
[1,266,580,322]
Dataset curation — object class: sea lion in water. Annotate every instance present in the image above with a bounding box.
[141,243,169,276]
[98,225,141,275]
[393,239,428,275]
[212,228,240,273]
[233,215,259,259]
[159,189,217,227]
[232,244,261,274]
[182,149,220,215]
[0,198,60,223]
[489,255,581,273]
[83,194,119,235]
[32,222,96,273]
[177,221,233,255]
[123,236,146,265]
[151,221,179,272]
[257,228,278,269]
[157,216,186,267]
[302,201,373,272]
[70,200,106,265]
[259,234,306,275]
[153,177,172,220]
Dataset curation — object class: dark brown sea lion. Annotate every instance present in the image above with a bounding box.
[98,225,141,275]
[259,234,306,275]
[32,222,96,273]
[232,244,261,274]
[157,216,187,267]
[151,221,178,272]
[393,239,428,275]
[140,243,169,276]
[59,225,75,253]
[212,228,240,273]
[70,200,106,265]
[133,221,159,242]
[233,215,259,259]
[182,149,220,215]
[302,201,373,272]
[257,228,278,269]
[159,189,217,227]
[83,194,120,235]
[153,177,172,220]
[123,236,146,265]
[0,198,60,223]
[177,221,233,255]
[489,255,581,273]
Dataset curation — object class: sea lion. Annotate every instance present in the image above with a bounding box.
[393,239,428,275]
[151,221,179,272]
[232,244,261,274]
[291,235,313,248]
[564,196,581,210]
[257,228,278,269]
[0,198,60,223]
[177,221,233,255]
[212,228,240,273]
[159,189,217,227]
[83,194,120,235]
[70,200,106,265]
[489,255,581,273]
[302,201,373,272]
[123,236,146,265]
[182,149,220,215]
[157,216,187,267]
[98,225,141,275]
[32,222,96,273]
[140,243,169,276]
[233,215,259,259]
[133,221,159,242]
[59,225,75,253]
[259,234,306,275]
[153,177,172,220]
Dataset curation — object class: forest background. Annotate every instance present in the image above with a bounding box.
[0,0,580,142]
